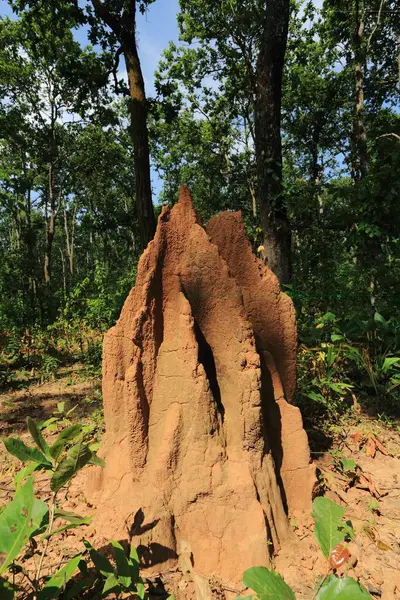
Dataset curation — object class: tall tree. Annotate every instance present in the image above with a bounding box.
[255,0,291,284]
[89,0,157,248]
[155,0,293,283]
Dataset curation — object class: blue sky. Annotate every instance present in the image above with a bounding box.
[0,0,180,94]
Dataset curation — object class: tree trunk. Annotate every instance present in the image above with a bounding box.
[353,0,368,179]
[91,0,156,249]
[44,164,56,284]
[254,0,291,286]
[125,44,157,248]
[63,199,76,276]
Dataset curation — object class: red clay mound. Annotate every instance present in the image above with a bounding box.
[206,212,315,514]
[87,185,314,588]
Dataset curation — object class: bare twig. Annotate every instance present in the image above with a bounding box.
[367,0,385,50]
[377,132,400,141]
[34,491,57,598]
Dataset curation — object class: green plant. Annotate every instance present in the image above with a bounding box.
[83,540,147,598]
[38,354,61,384]
[236,497,371,600]
[297,343,354,420]
[0,416,105,598]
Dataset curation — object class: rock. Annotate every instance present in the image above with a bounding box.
[87,185,314,587]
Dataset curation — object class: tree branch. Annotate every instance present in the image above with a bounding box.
[377,132,400,141]
[108,45,130,95]
[367,0,385,50]
[91,0,122,37]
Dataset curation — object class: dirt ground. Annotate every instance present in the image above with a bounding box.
[1,367,399,599]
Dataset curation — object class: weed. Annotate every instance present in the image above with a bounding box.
[237,497,370,599]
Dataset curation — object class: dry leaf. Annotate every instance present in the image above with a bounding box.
[329,544,351,569]
[351,432,362,450]
[374,437,390,457]
[356,472,382,498]
[376,540,392,552]
[365,437,376,458]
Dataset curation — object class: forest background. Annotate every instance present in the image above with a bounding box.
[0,0,399,430]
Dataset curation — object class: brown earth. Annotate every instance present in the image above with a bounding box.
[0,368,399,598]
[86,185,314,590]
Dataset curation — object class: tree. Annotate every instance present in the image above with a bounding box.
[255,0,291,284]
[0,3,139,326]
[154,0,292,283]
[89,0,157,248]
[1,6,109,290]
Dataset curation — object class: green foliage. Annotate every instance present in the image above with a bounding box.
[317,576,371,600]
[0,416,105,597]
[238,498,370,600]
[37,554,83,600]
[312,497,352,559]
[0,478,48,575]
[84,540,147,599]
[296,309,400,425]
[238,567,295,599]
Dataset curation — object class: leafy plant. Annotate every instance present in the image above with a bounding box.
[84,540,147,598]
[0,416,105,598]
[236,497,371,600]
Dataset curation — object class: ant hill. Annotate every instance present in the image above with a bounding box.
[87,185,315,588]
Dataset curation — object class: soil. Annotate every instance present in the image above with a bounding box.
[1,367,399,599]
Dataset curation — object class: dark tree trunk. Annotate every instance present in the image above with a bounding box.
[255,0,291,285]
[125,44,157,247]
[44,164,56,284]
[91,0,156,249]
[353,0,368,179]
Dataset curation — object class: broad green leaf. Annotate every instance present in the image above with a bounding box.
[316,575,371,599]
[128,543,141,582]
[242,567,295,600]
[0,479,35,574]
[382,357,400,373]
[341,458,356,472]
[235,596,253,600]
[83,540,114,577]
[312,497,347,558]
[41,516,92,540]
[326,346,336,367]
[50,424,82,460]
[50,440,92,492]
[0,577,15,599]
[129,544,140,563]
[331,334,345,342]
[40,418,58,432]
[374,312,386,325]
[30,497,49,538]
[4,438,51,467]
[54,509,91,525]
[26,417,51,459]
[136,581,146,599]
[111,540,132,589]
[102,573,120,597]
[14,462,41,491]
[303,391,324,403]
[37,553,82,600]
